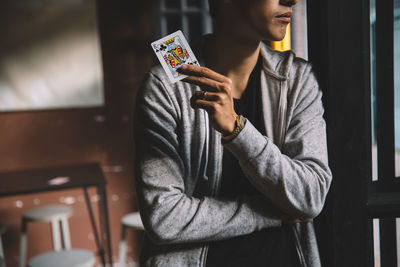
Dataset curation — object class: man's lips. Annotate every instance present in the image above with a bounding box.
[276,11,293,23]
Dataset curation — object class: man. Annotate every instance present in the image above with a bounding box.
[134,0,332,266]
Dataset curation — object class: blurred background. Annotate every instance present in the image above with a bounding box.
[0,0,151,266]
[0,0,399,266]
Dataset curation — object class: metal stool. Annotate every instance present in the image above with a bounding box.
[118,212,144,266]
[28,249,95,267]
[0,223,6,267]
[19,205,72,267]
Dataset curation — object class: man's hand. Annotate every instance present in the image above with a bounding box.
[179,64,237,136]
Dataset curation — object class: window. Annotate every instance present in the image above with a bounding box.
[152,0,213,43]
[307,0,400,265]
[371,0,400,180]
[291,0,308,59]
[394,0,400,176]
[370,0,400,266]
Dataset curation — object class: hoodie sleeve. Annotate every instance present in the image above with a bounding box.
[224,63,332,220]
[134,71,283,245]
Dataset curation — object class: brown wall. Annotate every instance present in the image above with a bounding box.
[0,0,152,266]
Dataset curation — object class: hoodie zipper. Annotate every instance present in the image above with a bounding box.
[201,110,223,267]
[278,80,288,149]
[292,225,308,267]
[202,245,209,267]
[279,80,307,267]
[202,79,307,267]
[202,110,210,182]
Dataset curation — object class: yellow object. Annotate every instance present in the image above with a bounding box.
[270,24,291,51]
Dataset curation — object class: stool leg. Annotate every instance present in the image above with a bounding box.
[19,219,27,267]
[118,225,127,267]
[60,217,71,250]
[0,233,6,267]
[50,219,62,251]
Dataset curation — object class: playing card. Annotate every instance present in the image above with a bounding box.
[151,30,199,83]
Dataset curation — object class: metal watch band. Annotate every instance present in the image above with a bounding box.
[221,115,245,143]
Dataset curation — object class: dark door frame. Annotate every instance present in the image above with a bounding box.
[307,0,374,266]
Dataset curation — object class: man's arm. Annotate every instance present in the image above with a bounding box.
[181,63,332,221]
[134,72,283,245]
[224,81,331,219]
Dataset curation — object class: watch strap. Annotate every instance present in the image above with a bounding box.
[221,115,245,143]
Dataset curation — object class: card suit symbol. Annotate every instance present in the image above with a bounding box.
[153,44,160,52]
[160,44,167,51]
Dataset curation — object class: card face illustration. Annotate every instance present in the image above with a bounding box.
[151,30,199,83]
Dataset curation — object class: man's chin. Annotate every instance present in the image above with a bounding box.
[259,29,287,42]
[268,32,287,42]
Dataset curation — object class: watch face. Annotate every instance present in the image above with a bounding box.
[238,115,245,127]
[222,115,245,143]
[235,116,241,128]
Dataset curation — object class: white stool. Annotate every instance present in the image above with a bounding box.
[0,223,6,267]
[28,249,95,267]
[19,205,72,267]
[118,212,144,267]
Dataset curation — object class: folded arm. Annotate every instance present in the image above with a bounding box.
[224,66,332,220]
[134,72,284,245]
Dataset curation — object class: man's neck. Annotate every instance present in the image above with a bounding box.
[204,32,261,99]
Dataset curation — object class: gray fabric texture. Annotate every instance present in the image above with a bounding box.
[134,41,332,267]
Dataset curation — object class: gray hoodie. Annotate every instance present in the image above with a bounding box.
[134,41,332,267]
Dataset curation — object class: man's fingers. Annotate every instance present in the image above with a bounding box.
[180,65,233,94]
[179,64,230,84]
[183,75,222,92]
[190,97,217,114]
[192,91,221,102]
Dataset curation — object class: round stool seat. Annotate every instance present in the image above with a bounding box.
[121,212,144,230]
[23,205,72,221]
[28,249,95,267]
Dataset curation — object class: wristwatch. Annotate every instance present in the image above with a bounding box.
[221,115,245,143]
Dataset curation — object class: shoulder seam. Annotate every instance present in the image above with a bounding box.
[147,71,181,121]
